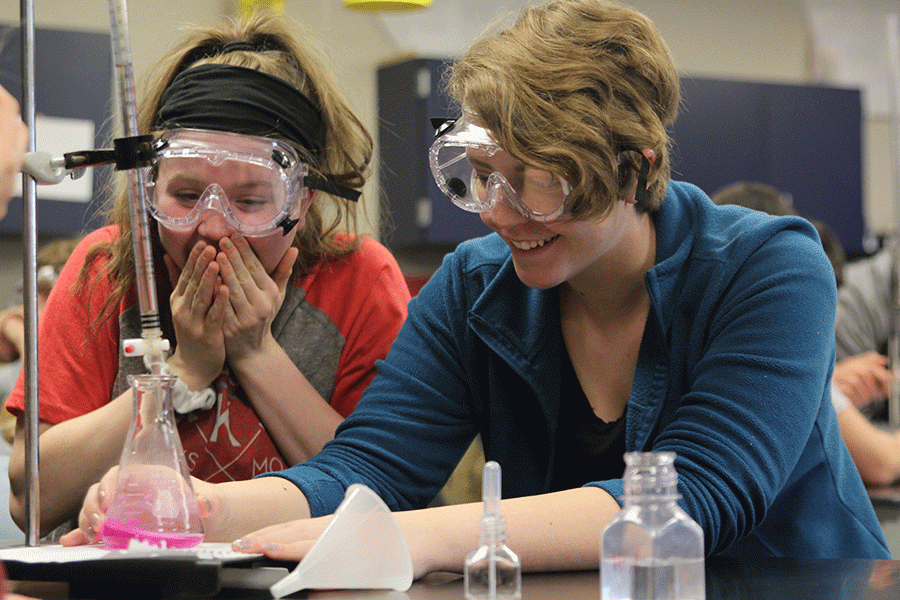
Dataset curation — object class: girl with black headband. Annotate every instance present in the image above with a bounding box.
[7,12,410,538]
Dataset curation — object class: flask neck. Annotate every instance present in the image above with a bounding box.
[128,374,178,431]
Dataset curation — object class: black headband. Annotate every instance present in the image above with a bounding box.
[155,63,325,157]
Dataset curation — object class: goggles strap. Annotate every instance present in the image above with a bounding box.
[304,174,361,203]
[634,153,650,207]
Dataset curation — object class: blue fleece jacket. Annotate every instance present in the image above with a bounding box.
[268,180,889,559]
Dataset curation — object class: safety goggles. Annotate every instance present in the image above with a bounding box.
[429,115,572,222]
[144,129,357,237]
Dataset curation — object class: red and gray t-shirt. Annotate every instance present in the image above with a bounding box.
[7,226,410,482]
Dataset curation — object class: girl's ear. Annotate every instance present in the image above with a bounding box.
[303,189,317,212]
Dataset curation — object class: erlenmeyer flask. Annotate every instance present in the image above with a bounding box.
[101,374,204,549]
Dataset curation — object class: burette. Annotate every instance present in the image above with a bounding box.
[18,0,170,543]
[106,0,169,370]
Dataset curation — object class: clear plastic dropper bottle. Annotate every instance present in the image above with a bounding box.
[464,461,521,600]
[600,451,705,600]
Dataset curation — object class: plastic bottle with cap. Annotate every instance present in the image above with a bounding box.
[464,461,521,600]
[600,451,705,600]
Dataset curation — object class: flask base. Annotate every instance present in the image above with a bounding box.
[101,517,204,550]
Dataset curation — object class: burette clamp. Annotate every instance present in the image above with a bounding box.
[65,134,156,171]
[21,134,157,184]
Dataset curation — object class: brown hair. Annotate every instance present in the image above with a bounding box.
[711,181,847,285]
[446,0,679,218]
[80,11,373,325]
[710,181,797,217]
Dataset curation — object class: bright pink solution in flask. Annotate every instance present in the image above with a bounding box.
[102,517,204,550]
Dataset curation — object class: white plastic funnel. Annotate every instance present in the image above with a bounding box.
[270,484,413,598]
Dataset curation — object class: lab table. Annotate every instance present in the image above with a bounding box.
[4,554,900,599]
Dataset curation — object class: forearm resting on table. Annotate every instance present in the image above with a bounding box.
[8,393,131,534]
[322,486,621,578]
[233,485,621,578]
[201,476,312,543]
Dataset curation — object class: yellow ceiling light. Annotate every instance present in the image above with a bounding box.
[239,0,285,18]
[343,0,433,10]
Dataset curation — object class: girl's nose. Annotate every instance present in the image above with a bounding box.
[196,208,236,240]
[480,189,528,229]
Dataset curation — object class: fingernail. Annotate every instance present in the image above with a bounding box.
[98,490,106,501]
[89,513,101,529]
[232,538,255,551]
[221,238,233,249]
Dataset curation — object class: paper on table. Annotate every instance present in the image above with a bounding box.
[0,542,261,564]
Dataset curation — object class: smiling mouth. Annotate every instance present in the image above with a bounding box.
[510,234,559,251]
